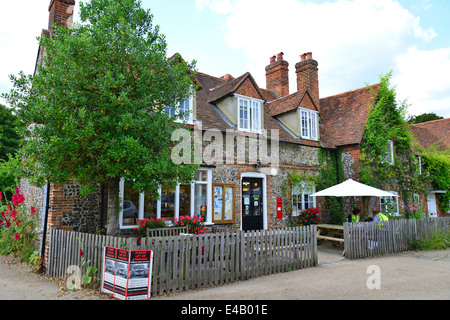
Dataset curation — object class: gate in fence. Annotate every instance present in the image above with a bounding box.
[47,225,318,297]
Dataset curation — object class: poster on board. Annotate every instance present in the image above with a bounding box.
[101,246,153,300]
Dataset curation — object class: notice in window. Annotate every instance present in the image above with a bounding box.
[214,186,223,221]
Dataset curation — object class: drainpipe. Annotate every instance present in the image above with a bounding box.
[334,148,341,184]
[100,184,105,230]
[39,183,51,267]
[334,148,343,208]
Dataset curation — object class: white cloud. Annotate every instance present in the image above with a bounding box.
[0,1,48,104]
[393,47,450,118]
[196,0,448,117]
[0,1,81,106]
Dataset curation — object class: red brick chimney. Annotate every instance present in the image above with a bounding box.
[295,52,319,108]
[265,52,289,98]
[48,0,76,32]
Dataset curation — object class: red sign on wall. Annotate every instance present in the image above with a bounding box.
[276,198,283,219]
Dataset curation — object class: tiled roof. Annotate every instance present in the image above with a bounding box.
[410,118,450,151]
[194,71,321,147]
[266,90,304,117]
[319,84,380,148]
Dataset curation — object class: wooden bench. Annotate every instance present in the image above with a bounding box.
[317,224,345,255]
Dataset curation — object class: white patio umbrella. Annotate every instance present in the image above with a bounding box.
[310,179,398,222]
[310,179,399,198]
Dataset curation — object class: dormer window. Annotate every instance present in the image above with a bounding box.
[300,108,318,140]
[237,95,262,133]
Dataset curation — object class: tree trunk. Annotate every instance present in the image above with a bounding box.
[105,178,121,236]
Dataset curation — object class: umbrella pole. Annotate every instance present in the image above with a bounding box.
[350,196,353,222]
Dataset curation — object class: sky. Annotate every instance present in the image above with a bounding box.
[0,0,449,118]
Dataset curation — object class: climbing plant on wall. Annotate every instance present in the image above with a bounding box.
[359,72,430,217]
[317,148,345,224]
[420,145,450,214]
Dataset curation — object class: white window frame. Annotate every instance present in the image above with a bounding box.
[165,94,194,124]
[413,193,420,204]
[236,95,263,133]
[119,168,212,229]
[380,190,399,216]
[299,108,319,140]
[292,183,316,217]
[417,155,422,175]
[381,140,394,165]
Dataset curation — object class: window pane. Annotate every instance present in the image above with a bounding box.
[214,186,224,221]
[165,106,176,118]
[239,100,248,130]
[179,99,190,122]
[310,112,317,139]
[194,183,207,219]
[161,185,176,220]
[195,170,207,182]
[123,183,139,226]
[251,101,260,131]
[301,111,309,137]
[143,193,157,220]
[179,184,191,216]
[304,194,313,209]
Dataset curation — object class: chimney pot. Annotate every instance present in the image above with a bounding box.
[301,53,307,61]
[276,52,284,61]
[306,52,312,60]
[265,51,289,97]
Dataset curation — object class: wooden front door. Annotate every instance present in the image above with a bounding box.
[242,178,264,231]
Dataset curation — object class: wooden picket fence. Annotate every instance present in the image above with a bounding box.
[47,225,317,297]
[344,217,450,259]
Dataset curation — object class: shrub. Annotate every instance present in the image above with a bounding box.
[0,186,41,263]
[134,217,169,244]
[410,230,450,251]
[291,207,321,226]
[174,215,206,235]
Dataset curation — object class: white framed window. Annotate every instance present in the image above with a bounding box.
[300,108,319,140]
[119,169,212,229]
[417,155,422,174]
[237,95,262,133]
[381,140,394,165]
[165,95,194,124]
[413,193,420,204]
[380,191,399,216]
[292,183,316,216]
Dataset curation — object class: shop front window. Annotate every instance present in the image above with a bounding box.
[119,169,212,229]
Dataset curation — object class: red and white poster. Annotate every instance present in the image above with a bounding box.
[101,246,153,300]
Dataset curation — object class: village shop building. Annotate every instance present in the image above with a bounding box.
[21,1,449,264]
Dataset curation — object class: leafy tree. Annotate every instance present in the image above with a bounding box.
[408,112,443,124]
[0,104,21,160]
[3,0,198,235]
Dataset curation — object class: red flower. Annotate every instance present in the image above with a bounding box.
[30,206,37,215]
[14,233,20,240]
[79,249,85,257]
[0,191,2,200]
[10,210,18,221]
[12,192,25,206]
